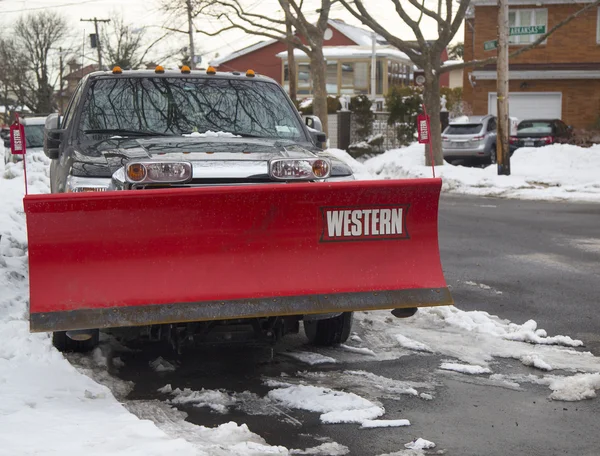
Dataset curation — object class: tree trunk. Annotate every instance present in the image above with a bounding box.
[423,69,444,166]
[309,47,328,137]
[286,22,297,102]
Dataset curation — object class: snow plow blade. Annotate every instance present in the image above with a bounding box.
[24,179,452,332]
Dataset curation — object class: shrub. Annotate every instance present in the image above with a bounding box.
[384,85,423,146]
[349,95,373,140]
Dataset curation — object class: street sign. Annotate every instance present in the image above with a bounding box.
[510,25,545,36]
[484,40,498,51]
[484,25,546,51]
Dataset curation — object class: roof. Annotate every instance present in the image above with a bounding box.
[210,40,276,66]
[210,19,387,66]
[327,19,386,46]
[276,45,411,63]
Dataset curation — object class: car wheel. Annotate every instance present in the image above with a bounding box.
[304,312,353,346]
[52,329,100,353]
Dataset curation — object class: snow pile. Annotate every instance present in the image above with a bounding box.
[282,350,338,365]
[548,373,600,401]
[520,354,553,371]
[362,142,600,202]
[267,384,385,424]
[161,386,236,413]
[404,438,436,450]
[0,153,290,455]
[150,357,177,372]
[360,419,410,429]
[290,442,349,455]
[439,362,492,375]
[182,130,241,138]
[326,148,379,180]
[355,307,600,401]
[395,334,433,353]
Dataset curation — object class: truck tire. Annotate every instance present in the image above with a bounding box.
[52,330,99,353]
[304,312,353,346]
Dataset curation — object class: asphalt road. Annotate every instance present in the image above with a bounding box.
[101,194,600,456]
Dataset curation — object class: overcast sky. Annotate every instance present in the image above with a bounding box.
[0,0,463,67]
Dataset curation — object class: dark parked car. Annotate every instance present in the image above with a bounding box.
[510,119,573,153]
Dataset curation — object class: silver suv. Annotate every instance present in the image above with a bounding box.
[442,115,497,165]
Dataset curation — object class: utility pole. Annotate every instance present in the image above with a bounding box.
[496,0,510,175]
[80,17,110,70]
[286,20,297,102]
[59,47,65,114]
[185,0,196,68]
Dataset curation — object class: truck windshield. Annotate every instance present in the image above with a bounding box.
[77,77,306,141]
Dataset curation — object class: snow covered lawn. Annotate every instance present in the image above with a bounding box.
[329,143,600,202]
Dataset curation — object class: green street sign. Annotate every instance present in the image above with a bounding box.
[484,40,498,51]
[483,26,545,51]
[509,25,546,36]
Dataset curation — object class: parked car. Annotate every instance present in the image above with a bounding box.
[442,115,497,165]
[509,119,573,153]
[3,116,47,164]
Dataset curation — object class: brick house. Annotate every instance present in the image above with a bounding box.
[463,0,600,129]
[211,19,450,95]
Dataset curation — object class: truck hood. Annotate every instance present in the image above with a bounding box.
[71,136,349,178]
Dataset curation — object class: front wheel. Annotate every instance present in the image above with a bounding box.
[52,329,100,353]
[304,312,353,346]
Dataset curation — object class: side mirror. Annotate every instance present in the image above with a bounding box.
[304,115,323,132]
[307,126,327,150]
[44,113,62,159]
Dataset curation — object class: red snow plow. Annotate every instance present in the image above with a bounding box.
[24,178,451,335]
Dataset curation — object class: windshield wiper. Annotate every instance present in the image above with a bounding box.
[84,129,172,137]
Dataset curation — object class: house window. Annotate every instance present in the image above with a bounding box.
[597,7,600,43]
[340,62,369,95]
[297,63,311,95]
[326,61,338,94]
[509,8,547,44]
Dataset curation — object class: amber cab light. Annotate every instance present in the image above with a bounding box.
[206,66,216,75]
[112,66,123,74]
[246,69,255,77]
[181,65,191,74]
[155,65,165,74]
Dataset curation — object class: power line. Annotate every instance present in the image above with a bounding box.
[1,0,103,14]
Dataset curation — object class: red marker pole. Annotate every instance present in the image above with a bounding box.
[9,114,27,195]
[417,104,435,178]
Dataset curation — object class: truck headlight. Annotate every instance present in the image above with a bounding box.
[268,158,331,180]
[125,161,193,184]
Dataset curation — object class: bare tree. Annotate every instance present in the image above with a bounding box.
[0,37,30,123]
[14,11,68,114]
[160,0,211,67]
[340,0,600,165]
[198,0,334,135]
[101,15,169,69]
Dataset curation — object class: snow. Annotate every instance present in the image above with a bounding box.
[0,150,292,455]
[354,307,600,401]
[150,357,177,372]
[360,419,411,429]
[182,130,240,138]
[520,354,553,371]
[267,384,385,424]
[548,373,600,401]
[359,142,600,202]
[339,344,377,357]
[395,334,433,353]
[404,438,436,450]
[290,442,349,455]
[439,362,492,375]
[282,350,338,365]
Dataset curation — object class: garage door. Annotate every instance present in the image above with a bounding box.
[488,92,562,120]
